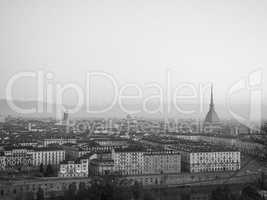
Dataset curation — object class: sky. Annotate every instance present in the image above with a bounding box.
[0,0,267,119]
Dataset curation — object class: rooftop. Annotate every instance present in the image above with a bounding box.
[114,145,146,152]
[60,158,88,164]
[143,150,180,155]
[142,136,179,145]
[90,158,114,164]
[170,139,239,153]
[33,147,64,151]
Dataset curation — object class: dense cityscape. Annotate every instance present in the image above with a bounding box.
[0,88,266,200]
[1,1,267,199]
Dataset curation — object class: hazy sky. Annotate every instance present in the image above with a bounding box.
[0,0,267,108]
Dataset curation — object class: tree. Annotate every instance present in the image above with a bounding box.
[259,172,266,190]
[143,190,155,200]
[113,185,132,200]
[24,191,34,200]
[99,182,114,200]
[64,183,77,200]
[36,187,44,200]
[240,185,263,200]
[45,164,54,177]
[87,181,101,200]
[39,163,44,173]
[132,181,143,200]
[76,182,88,200]
[210,186,237,200]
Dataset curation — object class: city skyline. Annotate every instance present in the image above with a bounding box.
[0,1,267,200]
[0,0,267,105]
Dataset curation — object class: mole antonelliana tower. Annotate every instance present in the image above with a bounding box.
[203,85,221,133]
[204,85,220,124]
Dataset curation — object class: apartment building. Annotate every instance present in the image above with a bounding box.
[32,147,65,166]
[200,136,264,157]
[0,153,6,170]
[143,150,181,174]
[3,147,33,170]
[43,138,77,147]
[170,140,241,173]
[58,158,88,177]
[89,158,115,176]
[111,147,144,175]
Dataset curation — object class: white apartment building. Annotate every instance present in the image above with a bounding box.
[58,159,88,177]
[171,141,241,173]
[32,148,65,166]
[110,148,182,176]
[112,148,144,175]
[143,150,181,174]
[3,147,33,169]
[185,151,241,173]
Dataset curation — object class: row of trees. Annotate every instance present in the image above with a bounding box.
[39,163,55,177]
[58,183,266,200]
[25,182,266,200]
[210,185,265,200]
[35,175,156,200]
[59,178,155,200]
[33,171,267,200]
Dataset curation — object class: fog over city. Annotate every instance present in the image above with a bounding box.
[0,0,267,120]
[1,1,267,200]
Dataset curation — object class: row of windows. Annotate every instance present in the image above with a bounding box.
[33,152,64,155]
[191,166,239,172]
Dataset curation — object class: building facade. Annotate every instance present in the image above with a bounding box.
[4,147,33,170]
[102,148,182,176]
[94,138,129,147]
[112,148,144,175]
[58,158,88,177]
[200,136,265,157]
[178,150,240,173]
[89,158,115,176]
[43,138,77,147]
[0,153,6,171]
[32,148,65,166]
[143,150,181,174]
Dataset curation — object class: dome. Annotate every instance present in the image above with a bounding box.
[204,108,220,123]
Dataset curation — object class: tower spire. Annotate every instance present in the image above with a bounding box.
[204,84,220,124]
[210,84,214,108]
